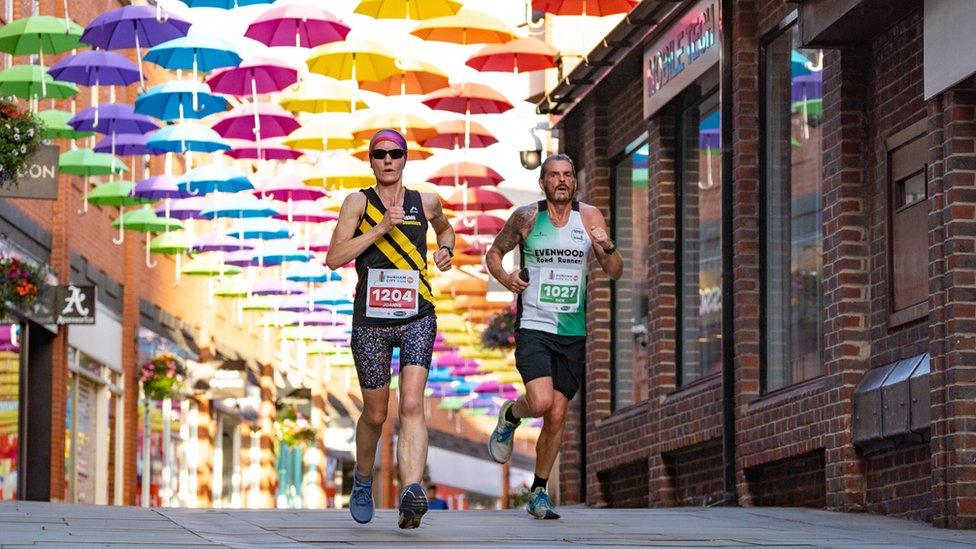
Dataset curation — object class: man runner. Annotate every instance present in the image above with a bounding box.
[326,129,455,529]
[485,154,622,519]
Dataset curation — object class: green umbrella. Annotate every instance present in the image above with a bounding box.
[113,207,184,264]
[86,180,145,207]
[182,255,241,277]
[258,311,299,326]
[214,277,249,298]
[306,340,337,355]
[0,64,78,100]
[149,231,191,255]
[37,109,93,139]
[437,397,467,411]
[792,97,822,117]
[59,149,127,176]
[242,295,278,311]
[0,16,83,56]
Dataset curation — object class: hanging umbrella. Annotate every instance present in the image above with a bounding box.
[211,102,300,142]
[422,119,497,149]
[354,0,461,20]
[465,37,558,73]
[242,295,280,311]
[224,138,304,161]
[37,110,93,140]
[284,261,331,283]
[409,10,516,45]
[279,75,366,113]
[423,82,513,115]
[113,208,183,260]
[427,162,503,187]
[253,242,313,265]
[93,133,160,157]
[245,4,350,48]
[207,55,298,100]
[532,0,637,16]
[287,311,338,327]
[224,249,261,268]
[199,194,279,220]
[452,213,506,235]
[254,177,326,203]
[69,103,159,135]
[252,278,305,296]
[302,155,373,189]
[86,180,146,207]
[135,80,228,121]
[147,123,231,153]
[144,34,241,102]
[214,277,250,298]
[305,38,400,84]
[190,233,254,253]
[0,65,78,101]
[278,295,329,313]
[311,286,352,306]
[226,218,292,241]
[432,270,488,296]
[352,112,436,143]
[178,165,253,195]
[149,231,192,255]
[58,149,128,176]
[47,51,141,112]
[158,196,213,220]
[281,120,358,151]
[178,0,275,8]
[134,175,188,201]
[0,16,83,73]
[181,255,242,277]
[358,59,448,98]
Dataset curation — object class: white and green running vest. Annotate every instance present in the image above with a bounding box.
[516,200,591,336]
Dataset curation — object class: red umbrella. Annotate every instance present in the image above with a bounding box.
[246,4,351,48]
[443,187,512,211]
[427,162,503,187]
[452,213,506,235]
[211,102,300,142]
[465,37,558,74]
[223,138,304,161]
[421,119,497,149]
[422,82,513,115]
[532,0,638,16]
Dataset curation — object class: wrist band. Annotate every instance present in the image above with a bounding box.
[439,245,454,258]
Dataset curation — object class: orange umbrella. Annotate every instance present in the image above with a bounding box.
[427,233,469,252]
[443,187,512,212]
[451,252,483,267]
[358,59,448,96]
[409,10,516,45]
[532,0,638,16]
[353,112,437,143]
[456,295,506,311]
[422,83,513,115]
[421,119,497,149]
[427,162,503,187]
[466,37,558,74]
[432,270,488,296]
[351,142,433,161]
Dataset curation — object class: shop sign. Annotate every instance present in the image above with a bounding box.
[0,145,59,200]
[643,0,721,118]
[208,368,247,399]
[55,284,96,325]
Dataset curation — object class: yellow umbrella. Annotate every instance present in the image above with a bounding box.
[458,347,509,360]
[354,0,462,20]
[410,10,517,45]
[479,358,516,373]
[443,332,480,346]
[307,340,339,355]
[279,75,368,113]
[495,371,523,384]
[437,313,470,333]
[306,38,399,82]
[282,120,358,151]
[303,155,374,189]
[353,112,436,143]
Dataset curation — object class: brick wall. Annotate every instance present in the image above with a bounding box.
[746,450,827,508]
[665,438,725,507]
[864,443,932,522]
[597,458,650,508]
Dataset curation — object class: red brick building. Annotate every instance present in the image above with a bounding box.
[540,0,976,528]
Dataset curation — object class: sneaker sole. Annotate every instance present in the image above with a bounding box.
[487,436,512,464]
[397,493,428,529]
[528,508,561,520]
[487,401,516,464]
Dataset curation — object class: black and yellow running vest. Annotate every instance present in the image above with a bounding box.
[352,186,435,327]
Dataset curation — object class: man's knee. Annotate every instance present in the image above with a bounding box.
[526,392,554,417]
[544,404,567,426]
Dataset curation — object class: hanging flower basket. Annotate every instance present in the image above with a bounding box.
[274,407,317,447]
[0,99,43,189]
[0,254,46,316]
[481,304,517,350]
[140,353,185,401]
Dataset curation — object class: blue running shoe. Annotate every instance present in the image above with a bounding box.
[488,399,518,463]
[527,488,560,520]
[398,483,428,529]
[349,469,374,524]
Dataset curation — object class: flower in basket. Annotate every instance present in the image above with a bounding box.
[274,408,317,447]
[481,304,517,350]
[0,255,44,314]
[140,353,184,401]
[0,99,42,188]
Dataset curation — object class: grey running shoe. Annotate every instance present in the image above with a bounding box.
[398,483,428,529]
[349,470,374,524]
[527,488,560,520]
[487,399,518,463]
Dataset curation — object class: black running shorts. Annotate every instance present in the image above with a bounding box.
[514,328,586,400]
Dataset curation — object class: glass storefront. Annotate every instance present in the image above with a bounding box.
[0,324,19,501]
[679,92,723,386]
[763,25,825,392]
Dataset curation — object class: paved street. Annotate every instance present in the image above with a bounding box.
[3,502,976,548]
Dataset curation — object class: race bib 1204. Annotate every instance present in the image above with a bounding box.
[366,268,419,319]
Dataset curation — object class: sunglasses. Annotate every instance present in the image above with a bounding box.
[370,148,406,160]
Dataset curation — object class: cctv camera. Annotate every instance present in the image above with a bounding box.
[520,149,542,170]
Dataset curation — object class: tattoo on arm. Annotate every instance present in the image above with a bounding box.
[490,204,537,255]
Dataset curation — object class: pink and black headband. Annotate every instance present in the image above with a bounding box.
[369,129,408,151]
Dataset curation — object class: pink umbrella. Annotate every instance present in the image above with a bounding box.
[224,138,305,161]
[254,176,327,224]
[246,4,350,48]
[211,102,300,142]
[207,56,298,97]
[452,213,505,235]
[452,365,481,377]
[274,201,339,223]
[306,234,330,253]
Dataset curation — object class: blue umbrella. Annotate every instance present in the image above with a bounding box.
[311,286,352,306]
[135,80,228,121]
[427,367,455,384]
[199,194,279,219]
[791,50,812,77]
[178,164,252,195]
[145,34,241,74]
[285,261,331,283]
[253,241,313,265]
[226,218,291,240]
[178,0,276,9]
[147,123,230,153]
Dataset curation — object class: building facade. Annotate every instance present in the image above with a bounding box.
[541,0,976,528]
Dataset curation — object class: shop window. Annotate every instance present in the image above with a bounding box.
[888,126,929,326]
[0,324,20,501]
[761,25,825,392]
[678,94,722,386]
[612,143,650,409]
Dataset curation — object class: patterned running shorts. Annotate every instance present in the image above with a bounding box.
[350,314,437,390]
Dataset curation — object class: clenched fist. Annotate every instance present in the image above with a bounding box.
[499,268,529,294]
[590,225,613,251]
[381,205,405,232]
[433,247,453,272]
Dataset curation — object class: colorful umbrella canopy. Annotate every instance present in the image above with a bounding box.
[409,10,516,45]
[179,165,253,195]
[134,175,188,200]
[302,156,373,189]
[532,0,638,16]
[242,295,280,311]
[427,162,503,187]
[465,37,558,73]
[0,16,83,56]
[199,194,279,219]
[354,0,462,19]
[37,109,93,139]
[279,75,366,113]
[86,180,147,207]
[224,138,304,161]
[69,103,160,135]
[81,5,191,50]
[158,196,213,220]
[58,149,128,176]
[286,311,337,327]
[278,295,329,313]
[305,39,400,82]
[178,0,276,9]
[273,201,339,222]
[191,233,254,253]
[253,176,326,202]
[284,261,332,283]
[181,256,242,277]
[421,119,497,149]
[422,83,513,115]
[112,208,183,232]
[135,80,229,121]
[352,112,436,142]
[213,277,250,298]
[144,34,242,75]
[281,120,358,151]
[252,278,305,296]
[223,249,261,268]
[245,4,350,48]
[207,56,298,96]
[358,59,448,96]
[433,271,488,296]
[254,242,314,265]
[94,133,160,156]
[48,50,141,88]
[147,123,231,153]
[226,218,291,240]
[0,65,79,99]
[211,102,300,141]
[149,231,192,255]
[452,213,506,235]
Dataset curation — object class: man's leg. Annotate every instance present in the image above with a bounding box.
[396,364,429,486]
[534,390,569,479]
[355,386,391,477]
[512,376,555,419]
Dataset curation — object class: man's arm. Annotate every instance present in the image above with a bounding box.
[325,193,398,270]
[487,204,537,293]
[423,193,455,272]
[581,204,623,280]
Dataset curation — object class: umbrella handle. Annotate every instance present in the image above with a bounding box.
[525,0,545,29]
[155,3,170,23]
[113,208,125,245]
[77,177,89,215]
[146,237,157,268]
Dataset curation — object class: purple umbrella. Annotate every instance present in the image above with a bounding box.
[320,325,351,343]
[434,341,457,353]
[791,71,822,103]
[207,56,298,96]
[452,365,481,377]
[278,295,329,313]
[48,50,140,114]
[463,395,500,411]
[191,233,253,253]
[94,132,157,156]
[158,196,212,220]
[134,175,186,200]
[288,311,336,326]
[252,278,306,296]
[436,352,477,368]
[224,249,260,268]
[81,5,191,84]
[69,103,159,135]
